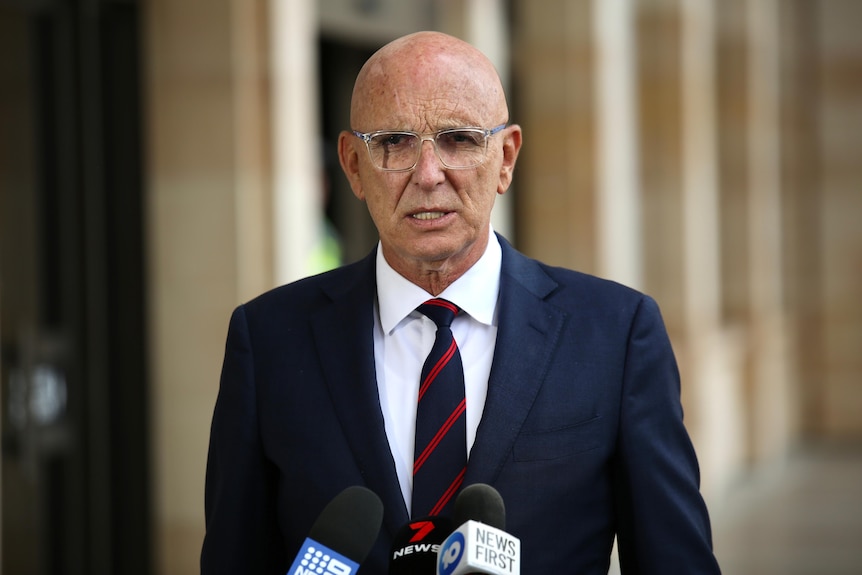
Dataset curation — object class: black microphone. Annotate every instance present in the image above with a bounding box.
[436,484,521,575]
[389,515,453,574]
[453,483,506,530]
[287,485,384,575]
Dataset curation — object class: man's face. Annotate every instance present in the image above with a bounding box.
[340,46,520,281]
[352,124,508,275]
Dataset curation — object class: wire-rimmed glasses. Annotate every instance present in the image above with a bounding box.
[352,124,507,172]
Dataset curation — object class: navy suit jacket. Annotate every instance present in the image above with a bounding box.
[201,235,721,574]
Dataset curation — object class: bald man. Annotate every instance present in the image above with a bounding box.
[202,31,721,574]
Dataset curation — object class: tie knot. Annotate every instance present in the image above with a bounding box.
[417,298,459,329]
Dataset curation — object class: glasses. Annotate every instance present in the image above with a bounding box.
[352,124,507,172]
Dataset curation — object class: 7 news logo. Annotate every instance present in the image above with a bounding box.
[391,519,448,560]
[409,520,438,542]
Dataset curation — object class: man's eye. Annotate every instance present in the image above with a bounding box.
[374,134,412,148]
[441,131,483,147]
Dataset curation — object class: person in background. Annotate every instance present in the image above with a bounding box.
[201,30,721,574]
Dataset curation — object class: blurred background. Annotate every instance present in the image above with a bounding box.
[1,0,860,573]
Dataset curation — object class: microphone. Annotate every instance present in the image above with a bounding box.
[389,516,453,574]
[436,484,521,575]
[453,483,506,530]
[287,485,384,575]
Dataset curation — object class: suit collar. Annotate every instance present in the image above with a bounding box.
[375,229,503,333]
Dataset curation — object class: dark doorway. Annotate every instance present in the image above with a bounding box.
[318,36,380,265]
[0,1,150,574]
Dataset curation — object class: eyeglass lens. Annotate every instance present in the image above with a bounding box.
[367,129,488,170]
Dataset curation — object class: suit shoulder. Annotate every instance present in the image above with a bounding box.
[530,263,671,349]
[498,234,650,309]
[544,263,643,299]
[241,254,374,319]
[536,263,667,331]
[520,252,643,301]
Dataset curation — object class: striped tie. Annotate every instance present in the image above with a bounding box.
[412,298,467,518]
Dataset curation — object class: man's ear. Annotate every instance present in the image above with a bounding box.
[497,124,522,195]
[338,130,365,200]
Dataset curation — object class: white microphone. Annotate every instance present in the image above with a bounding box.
[436,484,521,575]
[287,485,383,575]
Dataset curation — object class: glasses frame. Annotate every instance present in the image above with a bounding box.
[352,123,507,172]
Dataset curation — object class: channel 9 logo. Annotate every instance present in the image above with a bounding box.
[289,544,355,575]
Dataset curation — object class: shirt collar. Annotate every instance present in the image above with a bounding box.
[376,228,502,334]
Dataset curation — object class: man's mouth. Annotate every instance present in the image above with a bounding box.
[412,211,447,221]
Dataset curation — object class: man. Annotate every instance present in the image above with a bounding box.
[201,31,721,574]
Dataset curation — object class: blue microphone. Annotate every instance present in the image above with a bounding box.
[287,486,383,575]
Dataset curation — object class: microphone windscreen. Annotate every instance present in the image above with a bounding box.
[453,483,506,530]
[309,485,384,563]
[389,516,453,575]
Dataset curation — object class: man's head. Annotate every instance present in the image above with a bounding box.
[338,31,522,294]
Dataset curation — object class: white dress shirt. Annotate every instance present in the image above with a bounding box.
[373,229,501,512]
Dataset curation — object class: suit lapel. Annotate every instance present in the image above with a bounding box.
[306,239,565,528]
[310,251,410,536]
[464,238,567,487]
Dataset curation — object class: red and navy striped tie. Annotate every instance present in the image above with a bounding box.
[412,298,467,518]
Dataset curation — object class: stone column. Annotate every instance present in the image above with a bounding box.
[638,0,748,493]
[594,0,643,289]
[779,0,823,437]
[816,0,862,436]
[146,0,283,571]
[744,0,795,462]
[512,0,598,272]
[270,0,322,284]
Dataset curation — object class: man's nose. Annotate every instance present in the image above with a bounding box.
[414,137,445,174]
